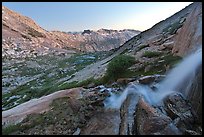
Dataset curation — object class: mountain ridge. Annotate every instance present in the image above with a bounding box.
[2,5,140,59]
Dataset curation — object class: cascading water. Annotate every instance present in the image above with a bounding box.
[104,84,154,109]
[155,47,202,102]
[104,47,202,109]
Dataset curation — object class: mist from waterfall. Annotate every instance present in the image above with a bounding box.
[104,84,154,109]
[154,47,202,104]
[104,47,202,109]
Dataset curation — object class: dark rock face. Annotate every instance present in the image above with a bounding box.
[164,93,194,120]
[119,94,139,135]
[185,65,202,125]
[133,97,182,135]
[164,92,201,134]
[80,110,120,135]
[82,29,93,35]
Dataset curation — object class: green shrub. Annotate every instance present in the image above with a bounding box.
[2,124,21,135]
[142,51,162,58]
[162,54,182,68]
[106,54,135,80]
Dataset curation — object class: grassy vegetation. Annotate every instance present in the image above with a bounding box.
[2,49,182,111]
[142,51,163,58]
[3,96,103,135]
[2,51,112,110]
[57,76,107,91]
[161,54,182,68]
[109,53,182,79]
[3,98,70,135]
[105,54,135,82]
[2,124,21,135]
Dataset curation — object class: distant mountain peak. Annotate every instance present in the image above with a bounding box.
[2,6,140,58]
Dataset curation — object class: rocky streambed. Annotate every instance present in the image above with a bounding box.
[2,75,202,135]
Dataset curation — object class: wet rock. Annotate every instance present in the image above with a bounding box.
[73,128,81,135]
[133,97,182,135]
[138,75,156,84]
[185,65,202,125]
[154,74,165,82]
[95,85,105,90]
[163,92,199,133]
[184,129,201,135]
[164,93,196,120]
[84,89,110,107]
[119,93,139,135]
[111,82,120,88]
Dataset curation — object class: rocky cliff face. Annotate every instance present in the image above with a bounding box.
[183,65,202,125]
[172,2,202,56]
[52,29,140,52]
[112,2,201,57]
[170,2,202,125]
[2,6,140,59]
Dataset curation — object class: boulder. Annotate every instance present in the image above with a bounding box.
[116,78,136,85]
[163,92,199,133]
[138,75,156,84]
[80,109,120,135]
[133,97,182,135]
[164,93,196,120]
[161,41,174,50]
[184,129,201,135]
[138,74,165,85]
[2,88,84,127]
[154,74,166,82]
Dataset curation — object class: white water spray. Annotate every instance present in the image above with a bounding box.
[104,47,202,109]
[154,47,202,103]
[104,84,154,109]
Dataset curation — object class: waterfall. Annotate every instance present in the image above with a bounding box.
[104,47,202,109]
[155,47,202,104]
[104,84,154,109]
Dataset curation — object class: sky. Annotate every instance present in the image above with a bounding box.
[2,2,193,32]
